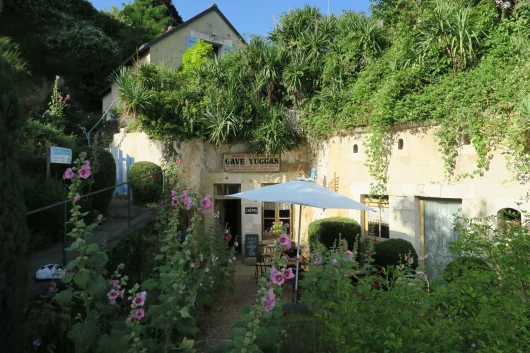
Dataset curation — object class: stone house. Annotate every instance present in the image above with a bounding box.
[100,3,246,113]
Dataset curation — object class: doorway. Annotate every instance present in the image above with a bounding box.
[420,198,462,280]
[216,198,242,253]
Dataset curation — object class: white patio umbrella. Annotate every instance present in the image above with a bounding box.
[229,177,374,303]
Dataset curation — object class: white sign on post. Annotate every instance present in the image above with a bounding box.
[50,147,73,164]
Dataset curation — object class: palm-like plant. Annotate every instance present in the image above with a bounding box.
[414,0,481,75]
[251,105,300,154]
[113,66,153,119]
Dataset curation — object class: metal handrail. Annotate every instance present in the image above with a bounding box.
[27,170,164,266]
[26,172,159,215]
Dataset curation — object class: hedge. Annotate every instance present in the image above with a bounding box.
[308,217,361,252]
[24,176,68,252]
[129,161,163,203]
[372,238,418,270]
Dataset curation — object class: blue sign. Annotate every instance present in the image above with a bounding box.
[50,147,72,164]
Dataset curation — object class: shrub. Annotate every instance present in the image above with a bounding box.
[372,238,418,270]
[24,176,68,252]
[308,217,361,252]
[129,161,163,203]
[0,36,30,350]
[443,256,490,283]
[73,147,116,213]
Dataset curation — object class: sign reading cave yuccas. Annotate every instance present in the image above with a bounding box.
[223,154,280,172]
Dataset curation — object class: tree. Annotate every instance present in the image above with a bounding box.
[0,37,30,351]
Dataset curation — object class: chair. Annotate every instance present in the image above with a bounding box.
[254,244,273,282]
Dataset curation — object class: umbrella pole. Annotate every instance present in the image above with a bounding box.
[294,204,302,304]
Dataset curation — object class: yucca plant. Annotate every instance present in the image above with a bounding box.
[113,66,153,119]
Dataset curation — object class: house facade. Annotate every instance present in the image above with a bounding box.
[101,4,246,113]
[110,124,530,275]
[310,125,530,279]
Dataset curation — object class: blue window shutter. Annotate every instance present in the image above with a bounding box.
[186,36,198,48]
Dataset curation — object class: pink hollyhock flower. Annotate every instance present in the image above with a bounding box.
[171,190,177,198]
[200,195,212,210]
[185,197,193,210]
[180,190,188,202]
[119,289,125,298]
[33,339,41,347]
[224,234,232,241]
[279,220,283,224]
[282,267,294,279]
[332,258,337,265]
[267,280,273,286]
[309,253,314,258]
[66,94,70,100]
[271,270,285,286]
[59,95,63,101]
[74,194,80,202]
[176,159,182,164]
[315,256,322,265]
[278,234,292,248]
[408,257,414,265]
[262,288,276,312]
[133,291,147,307]
[107,289,119,303]
[113,280,120,287]
[85,160,90,166]
[134,309,145,320]
[78,165,91,179]
[126,316,132,323]
[345,250,353,260]
[171,198,179,206]
[63,168,74,180]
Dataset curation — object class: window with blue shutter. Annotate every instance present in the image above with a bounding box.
[186,36,198,48]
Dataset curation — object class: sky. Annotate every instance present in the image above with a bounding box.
[89,0,373,37]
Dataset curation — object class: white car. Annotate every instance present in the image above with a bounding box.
[35,264,65,281]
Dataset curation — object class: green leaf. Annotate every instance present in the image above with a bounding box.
[74,270,90,289]
[86,243,100,254]
[55,288,73,305]
[179,306,191,318]
[88,251,108,267]
[68,318,100,353]
[62,273,74,283]
[142,278,158,290]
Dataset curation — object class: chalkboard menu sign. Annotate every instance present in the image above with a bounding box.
[245,234,259,258]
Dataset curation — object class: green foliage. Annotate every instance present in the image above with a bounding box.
[307,217,361,252]
[275,213,530,352]
[73,147,116,213]
[372,238,418,270]
[129,161,163,203]
[443,255,490,282]
[24,176,68,252]
[180,40,214,76]
[0,35,30,350]
[27,156,234,352]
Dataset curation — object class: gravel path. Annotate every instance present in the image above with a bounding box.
[195,259,293,353]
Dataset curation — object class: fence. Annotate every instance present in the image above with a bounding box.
[109,147,134,195]
[26,172,163,266]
